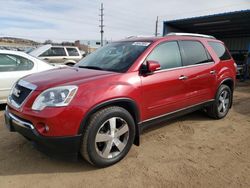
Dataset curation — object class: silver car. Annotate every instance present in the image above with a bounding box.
[29,45,83,66]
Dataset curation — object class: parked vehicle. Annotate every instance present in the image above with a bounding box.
[0,50,55,104]
[231,51,249,81]
[29,45,82,66]
[4,33,236,167]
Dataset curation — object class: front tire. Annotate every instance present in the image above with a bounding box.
[206,84,232,119]
[80,106,135,167]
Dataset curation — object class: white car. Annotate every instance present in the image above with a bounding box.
[0,50,54,104]
[29,44,83,66]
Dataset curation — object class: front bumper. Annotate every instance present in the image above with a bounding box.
[4,106,82,159]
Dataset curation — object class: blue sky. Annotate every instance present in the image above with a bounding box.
[0,0,249,42]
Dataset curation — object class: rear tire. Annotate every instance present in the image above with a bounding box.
[80,106,135,167]
[205,84,232,119]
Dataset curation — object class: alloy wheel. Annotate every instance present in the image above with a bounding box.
[218,90,230,114]
[95,117,129,159]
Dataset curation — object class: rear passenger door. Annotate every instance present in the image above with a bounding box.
[178,40,217,106]
[141,41,189,120]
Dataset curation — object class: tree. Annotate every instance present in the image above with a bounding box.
[44,40,53,44]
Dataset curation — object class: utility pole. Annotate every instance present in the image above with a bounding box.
[87,41,90,54]
[155,16,158,37]
[99,3,104,47]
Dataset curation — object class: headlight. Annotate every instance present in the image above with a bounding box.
[32,85,78,111]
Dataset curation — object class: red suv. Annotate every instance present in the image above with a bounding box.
[4,33,236,167]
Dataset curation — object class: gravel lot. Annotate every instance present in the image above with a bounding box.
[0,81,250,188]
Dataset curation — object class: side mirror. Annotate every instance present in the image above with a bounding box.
[147,60,161,72]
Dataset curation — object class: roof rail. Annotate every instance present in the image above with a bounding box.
[166,32,215,39]
[126,35,156,39]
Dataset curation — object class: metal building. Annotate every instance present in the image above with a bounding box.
[163,10,250,79]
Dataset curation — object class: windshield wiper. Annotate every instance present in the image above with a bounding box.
[78,65,104,70]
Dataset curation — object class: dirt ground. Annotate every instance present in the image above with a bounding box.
[0,81,249,188]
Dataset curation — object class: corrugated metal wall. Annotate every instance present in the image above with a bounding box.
[221,37,250,51]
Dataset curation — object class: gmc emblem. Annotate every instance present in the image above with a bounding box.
[13,87,21,98]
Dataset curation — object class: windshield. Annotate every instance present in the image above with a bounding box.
[75,41,151,72]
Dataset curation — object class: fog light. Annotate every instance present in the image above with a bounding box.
[44,125,49,132]
[36,123,49,133]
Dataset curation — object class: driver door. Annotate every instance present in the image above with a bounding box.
[140,41,188,120]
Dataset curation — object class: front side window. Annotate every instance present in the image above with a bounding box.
[0,54,34,72]
[40,47,66,57]
[66,48,80,56]
[180,41,211,66]
[146,41,182,70]
[76,41,151,72]
[208,41,231,61]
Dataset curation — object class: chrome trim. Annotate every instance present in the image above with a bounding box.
[179,75,188,80]
[8,111,34,130]
[8,79,37,109]
[18,79,37,90]
[210,70,216,75]
[154,61,214,73]
[140,99,214,124]
[8,97,21,109]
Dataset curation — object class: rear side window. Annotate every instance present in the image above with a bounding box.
[179,41,211,66]
[146,41,182,70]
[66,48,79,56]
[0,54,34,72]
[208,42,231,60]
[40,47,66,57]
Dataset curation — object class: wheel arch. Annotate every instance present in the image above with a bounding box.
[220,78,234,91]
[64,60,76,66]
[218,78,234,108]
[78,98,141,146]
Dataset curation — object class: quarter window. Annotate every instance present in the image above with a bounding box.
[146,41,182,70]
[179,41,211,66]
[40,47,66,57]
[208,41,231,61]
[0,54,34,72]
[66,48,79,56]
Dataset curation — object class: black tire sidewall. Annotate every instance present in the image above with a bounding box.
[86,107,135,167]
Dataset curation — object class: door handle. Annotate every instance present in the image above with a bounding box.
[210,70,216,75]
[179,75,188,80]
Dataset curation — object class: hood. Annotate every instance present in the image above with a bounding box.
[22,67,117,91]
[29,44,52,57]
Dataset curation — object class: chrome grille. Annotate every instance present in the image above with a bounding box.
[11,84,32,106]
[8,80,37,108]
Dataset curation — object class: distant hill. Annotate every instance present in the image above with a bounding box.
[0,37,40,45]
